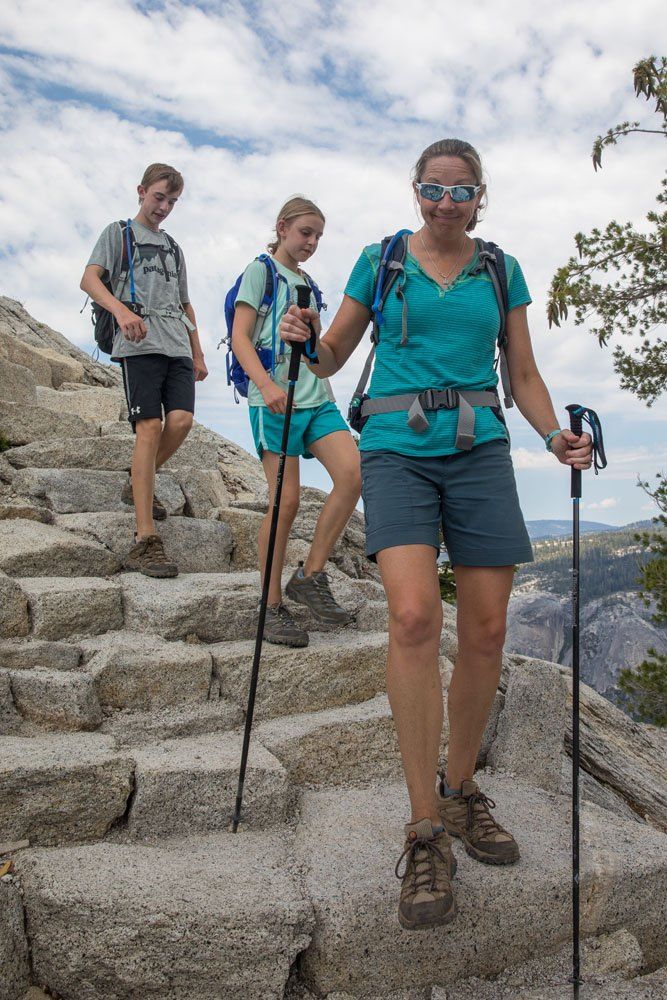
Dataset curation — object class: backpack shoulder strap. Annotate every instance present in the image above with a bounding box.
[351,231,412,407]
[301,270,326,313]
[118,220,135,273]
[163,232,181,275]
[473,239,513,408]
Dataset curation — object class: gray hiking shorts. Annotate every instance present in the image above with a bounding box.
[360,440,534,566]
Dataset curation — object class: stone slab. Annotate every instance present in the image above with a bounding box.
[120,571,261,641]
[0,520,120,577]
[0,400,97,446]
[296,776,667,996]
[488,658,568,792]
[213,630,389,720]
[0,638,82,671]
[19,576,123,640]
[0,879,30,1000]
[11,467,184,514]
[10,669,102,730]
[101,698,243,747]
[0,572,29,638]
[57,512,233,573]
[0,734,133,845]
[128,733,290,836]
[79,630,212,711]
[0,357,37,403]
[17,831,314,999]
[35,384,124,424]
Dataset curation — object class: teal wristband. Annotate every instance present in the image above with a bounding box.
[544,429,562,452]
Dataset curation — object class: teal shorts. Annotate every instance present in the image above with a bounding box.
[249,400,350,459]
[360,440,534,566]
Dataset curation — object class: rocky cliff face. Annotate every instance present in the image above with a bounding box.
[0,297,665,1000]
[506,590,666,701]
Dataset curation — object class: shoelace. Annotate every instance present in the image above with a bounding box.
[311,572,341,610]
[465,791,507,838]
[143,536,171,564]
[395,836,450,893]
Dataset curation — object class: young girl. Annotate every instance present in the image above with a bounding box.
[231,197,361,648]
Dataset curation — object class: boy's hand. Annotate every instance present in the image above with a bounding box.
[115,305,147,343]
[193,352,208,381]
[259,380,289,414]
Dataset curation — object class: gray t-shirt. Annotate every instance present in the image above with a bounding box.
[87,219,192,359]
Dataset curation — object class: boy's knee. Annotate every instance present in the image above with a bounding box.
[134,417,162,442]
[166,410,193,435]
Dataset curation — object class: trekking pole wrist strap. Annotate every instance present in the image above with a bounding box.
[544,429,563,452]
[361,388,500,451]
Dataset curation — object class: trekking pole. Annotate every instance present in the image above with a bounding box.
[566,403,583,998]
[564,403,607,996]
[232,285,317,833]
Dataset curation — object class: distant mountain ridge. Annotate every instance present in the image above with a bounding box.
[524,518,653,541]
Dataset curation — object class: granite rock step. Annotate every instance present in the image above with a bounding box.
[18,576,123,640]
[16,830,314,1000]
[100,697,243,747]
[120,569,364,643]
[213,629,389,720]
[126,732,291,838]
[78,630,214,712]
[0,733,133,846]
[11,466,185,515]
[56,511,234,574]
[5,433,219,472]
[295,775,667,997]
[0,519,120,577]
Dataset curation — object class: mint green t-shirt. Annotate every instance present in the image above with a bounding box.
[236,257,331,409]
[344,240,531,455]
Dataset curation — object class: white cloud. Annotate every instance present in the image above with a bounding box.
[0,0,664,525]
[585,497,619,509]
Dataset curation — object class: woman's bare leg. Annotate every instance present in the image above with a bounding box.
[377,544,443,825]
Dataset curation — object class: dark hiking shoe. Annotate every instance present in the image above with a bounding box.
[395,818,457,931]
[285,562,352,625]
[126,534,178,578]
[437,777,520,865]
[263,603,309,648]
[121,477,167,521]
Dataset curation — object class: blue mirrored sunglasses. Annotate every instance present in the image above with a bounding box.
[415,182,481,203]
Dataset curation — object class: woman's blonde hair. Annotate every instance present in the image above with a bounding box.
[412,139,487,232]
[139,163,184,194]
[267,196,325,254]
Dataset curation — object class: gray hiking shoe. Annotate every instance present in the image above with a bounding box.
[126,534,178,578]
[395,818,457,931]
[285,562,352,625]
[263,603,309,648]
[121,476,167,521]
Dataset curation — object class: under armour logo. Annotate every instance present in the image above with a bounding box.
[131,406,141,415]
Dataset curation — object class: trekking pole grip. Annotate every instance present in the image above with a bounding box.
[566,404,583,499]
[294,284,317,375]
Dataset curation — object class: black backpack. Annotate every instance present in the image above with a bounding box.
[90,219,181,355]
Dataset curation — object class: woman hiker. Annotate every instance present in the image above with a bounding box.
[230,196,361,649]
[279,139,593,930]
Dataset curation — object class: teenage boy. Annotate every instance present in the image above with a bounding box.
[80,163,207,577]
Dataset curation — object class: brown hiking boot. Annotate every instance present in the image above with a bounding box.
[395,818,457,931]
[437,777,520,865]
[126,534,178,578]
[285,562,353,625]
[121,476,167,521]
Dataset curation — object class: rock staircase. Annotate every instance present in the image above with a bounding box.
[1,296,666,1000]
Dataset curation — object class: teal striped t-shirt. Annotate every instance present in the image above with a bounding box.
[343,239,531,456]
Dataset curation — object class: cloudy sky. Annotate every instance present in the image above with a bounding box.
[1,0,664,526]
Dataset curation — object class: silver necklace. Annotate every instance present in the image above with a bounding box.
[419,231,467,286]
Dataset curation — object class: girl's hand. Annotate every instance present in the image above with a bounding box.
[259,380,289,414]
[551,429,593,470]
[280,304,318,343]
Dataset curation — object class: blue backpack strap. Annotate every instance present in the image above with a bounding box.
[301,271,326,313]
[371,229,412,345]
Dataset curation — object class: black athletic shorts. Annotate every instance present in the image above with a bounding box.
[119,354,195,429]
